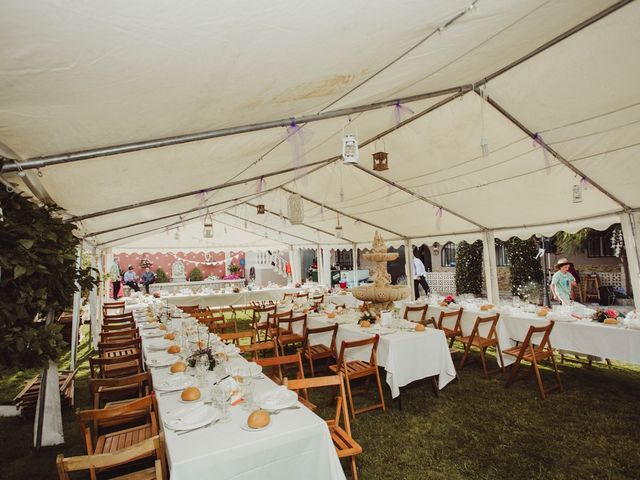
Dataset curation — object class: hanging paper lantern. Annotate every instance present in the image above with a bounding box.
[287,193,304,225]
[335,214,343,239]
[202,212,214,238]
[257,204,266,214]
[372,151,389,171]
[342,133,359,165]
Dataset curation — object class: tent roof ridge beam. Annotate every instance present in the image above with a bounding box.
[244,201,355,243]
[66,156,339,223]
[0,85,471,174]
[222,212,313,244]
[279,186,403,237]
[478,0,635,86]
[352,165,486,230]
[481,91,628,210]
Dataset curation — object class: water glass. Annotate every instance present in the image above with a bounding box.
[212,384,232,423]
[195,355,210,386]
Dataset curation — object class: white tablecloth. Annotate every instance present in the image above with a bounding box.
[303,314,456,398]
[163,287,304,308]
[141,328,345,480]
[325,294,363,309]
[405,302,640,367]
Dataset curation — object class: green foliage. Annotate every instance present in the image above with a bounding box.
[554,228,591,255]
[0,190,98,368]
[505,236,543,296]
[455,240,483,295]
[188,267,204,281]
[228,262,241,274]
[155,266,169,283]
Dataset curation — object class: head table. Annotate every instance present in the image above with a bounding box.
[136,311,345,480]
[398,300,640,367]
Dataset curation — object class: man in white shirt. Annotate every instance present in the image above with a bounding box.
[412,251,430,299]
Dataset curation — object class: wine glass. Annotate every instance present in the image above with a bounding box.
[195,355,210,387]
[212,383,232,423]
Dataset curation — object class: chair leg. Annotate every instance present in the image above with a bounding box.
[550,354,564,393]
[351,456,359,480]
[344,371,357,420]
[495,344,505,373]
[459,341,471,369]
[505,358,522,388]
[448,336,456,349]
[478,347,489,379]
[374,369,386,413]
[430,376,439,397]
[308,355,315,377]
[531,357,546,400]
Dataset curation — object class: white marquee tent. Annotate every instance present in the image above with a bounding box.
[1,0,640,303]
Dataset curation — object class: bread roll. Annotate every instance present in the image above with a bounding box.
[167,344,181,354]
[164,333,176,340]
[170,361,187,373]
[247,410,270,429]
[537,308,549,317]
[158,324,167,331]
[181,387,201,402]
[415,323,426,332]
[603,318,618,325]
[360,320,371,328]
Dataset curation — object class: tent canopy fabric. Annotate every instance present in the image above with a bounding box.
[0,0,637,250]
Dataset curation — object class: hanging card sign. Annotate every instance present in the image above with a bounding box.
[572,184,582,203]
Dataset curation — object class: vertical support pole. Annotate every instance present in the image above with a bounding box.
[352,243,358,288]
[316,245,324,285]
[482,230,500,304]
[70,244,83,371]
[288,246,301,285]
[404,239,415,301]
[322,247,332,288]
[620,211,640,306]
[89,247,99,349]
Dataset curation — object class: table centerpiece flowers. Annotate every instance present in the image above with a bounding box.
[439,295,456,307]
[187,347,217,371]
[358,311,376,326]
[592,308,624,325]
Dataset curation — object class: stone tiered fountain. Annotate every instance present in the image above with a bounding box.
[352,231,410,313]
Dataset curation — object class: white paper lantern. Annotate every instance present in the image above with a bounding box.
[335,225,343,238]
[342,134,359,165]
[202,213,214,238]
[287,194,304,225]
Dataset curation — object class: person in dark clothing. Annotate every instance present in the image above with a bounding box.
[413,250,430,299]
[123,265,140,292]
[140,267,156,294]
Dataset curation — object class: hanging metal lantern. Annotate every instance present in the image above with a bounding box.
[342,128,359,165]
[372,151,389,171]
[202,212,214,238]
[335,214,343,238]
[432,242,440,256]
[287,193,304,225]
[256,204,266,214]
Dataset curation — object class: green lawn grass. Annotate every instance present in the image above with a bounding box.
[1,318,639,479]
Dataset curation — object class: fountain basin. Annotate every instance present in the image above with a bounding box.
[352,284,410,304]
[362,252,399,263]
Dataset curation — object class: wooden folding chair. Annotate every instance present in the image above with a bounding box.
[102,301,125,316]
[14,369,78,417]
[458,313,505,378]
[100,328,139,342]
[300,324,338,376]
[329,335,386,419]
[274,313,307,355]
[76,395,159,476]
[266,309,293,340]
[101,320,136,332]
[103,311,134,322]
[311,294,324,306]
[256,352,311,407]
[88,372,152,409]
[251,303,276,342]
[283,292,296,301]
[433,307,463,348]
[177,305,200,314]
[296,292,309,300]
[89,352,144,379]
[504,321,563,399]
[57,433,166,480]
[403,304,430,325]
[286,375,363,480]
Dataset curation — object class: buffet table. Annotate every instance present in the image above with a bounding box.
[138,317,345,480]
[302,313,456,398]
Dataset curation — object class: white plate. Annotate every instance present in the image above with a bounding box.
[164,405,218,431]
[178,396,204,404]
[155,375,196,392]
[141,330,164,338]
[147,356,176,367]
[147,339,172,351]
[259,387,298,411]
[247,362,262,378]
[240,421,272,432]
[141,322,160,329]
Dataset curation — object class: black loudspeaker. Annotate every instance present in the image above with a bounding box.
[541,236,556,252]
[598,286,615,306]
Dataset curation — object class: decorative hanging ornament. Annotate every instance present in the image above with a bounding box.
[572,184,582,203]
[256,204,266,214]
[335,215,343,239]
[287,193,304,225]
[203,212,214,238]
[342,122,359,165]
[174,228,180,240]
[372,138,389,171]
[432,242,440,256]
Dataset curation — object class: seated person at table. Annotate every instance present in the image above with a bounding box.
[123,265,140,292]
[141,267,156,294]
[551,258,576,305]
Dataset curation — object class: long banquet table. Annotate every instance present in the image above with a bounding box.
[300,313,456,398]
[404,302,640,367]
[139,316,346,480]
[162,287,305,308]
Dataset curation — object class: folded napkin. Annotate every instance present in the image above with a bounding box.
[258,386,298,410]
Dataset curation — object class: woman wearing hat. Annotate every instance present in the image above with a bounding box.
[551,258,577,305]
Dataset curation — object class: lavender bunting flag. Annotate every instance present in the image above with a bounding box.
[580,176,590,189]
[286,118,310,185]
[393,100,415,125]
[532,133,552,175]
[256,175,266,193]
